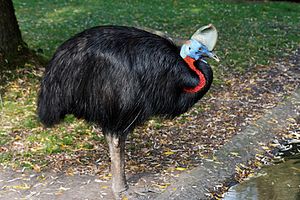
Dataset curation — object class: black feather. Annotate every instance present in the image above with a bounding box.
[37,26,213,135]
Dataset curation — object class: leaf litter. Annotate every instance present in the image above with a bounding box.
[0,48,299,197]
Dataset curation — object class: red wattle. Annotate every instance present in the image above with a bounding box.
[183,56,206,93]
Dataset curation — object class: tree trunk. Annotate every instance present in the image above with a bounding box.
[0,0,26,65]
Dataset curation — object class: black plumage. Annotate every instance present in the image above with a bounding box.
[37,25,213,196]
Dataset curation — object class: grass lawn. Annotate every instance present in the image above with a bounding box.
[14,0,300,71]
[0,0,299,170]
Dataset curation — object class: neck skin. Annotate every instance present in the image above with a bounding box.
[183,56,206,93]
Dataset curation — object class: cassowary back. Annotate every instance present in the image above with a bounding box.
[37,26,213,134]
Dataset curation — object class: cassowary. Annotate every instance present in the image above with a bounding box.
[37,24,218,197]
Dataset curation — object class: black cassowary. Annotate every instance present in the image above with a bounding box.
[37,24,219,197]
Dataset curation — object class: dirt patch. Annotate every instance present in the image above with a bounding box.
[0,48,299,199]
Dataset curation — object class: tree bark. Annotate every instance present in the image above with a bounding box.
[0,0,26,64]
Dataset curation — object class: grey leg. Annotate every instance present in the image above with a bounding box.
[105,133,128,197]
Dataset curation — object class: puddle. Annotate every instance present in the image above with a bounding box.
[223,158,300,200]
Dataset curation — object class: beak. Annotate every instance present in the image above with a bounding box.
[208,51,220,62]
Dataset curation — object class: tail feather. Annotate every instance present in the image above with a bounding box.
[37,82,66,127]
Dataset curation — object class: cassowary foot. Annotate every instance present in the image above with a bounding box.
[114,185,150,200]
[114,186,158,199]
[112,184,129,200]
[112,182,128,195]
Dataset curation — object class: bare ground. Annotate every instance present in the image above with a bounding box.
[0,48,299,200]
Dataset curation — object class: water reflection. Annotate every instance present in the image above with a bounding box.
[223,158,300,200]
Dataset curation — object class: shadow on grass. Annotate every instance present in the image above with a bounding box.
[0,50,47,98]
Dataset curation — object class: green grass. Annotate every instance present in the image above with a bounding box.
[14,0,300,72]
[0,65,98,168]
[0,0,299,169]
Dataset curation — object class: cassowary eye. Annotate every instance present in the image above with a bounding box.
[199,47,202,51]
[189,47,191,50]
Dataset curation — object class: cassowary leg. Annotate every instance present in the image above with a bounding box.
[105,133,128,196]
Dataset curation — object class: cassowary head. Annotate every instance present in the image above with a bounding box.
[180,24,220,62]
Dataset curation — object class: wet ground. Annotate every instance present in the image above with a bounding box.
[0,50,299,199]
[223,157,300,200]
[0,76,299,200]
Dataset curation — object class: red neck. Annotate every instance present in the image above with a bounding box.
[183,56,206,93]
